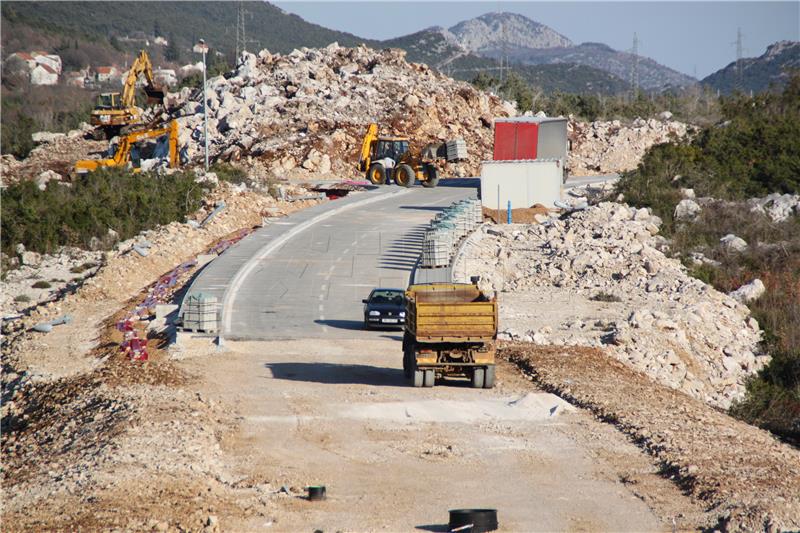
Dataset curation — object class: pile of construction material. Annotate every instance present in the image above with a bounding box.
[421,199,482,268]
[568,115,689,176]
[171,44,514,179]
[453,202,768,409]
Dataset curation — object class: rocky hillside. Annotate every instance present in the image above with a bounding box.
[501,42,696,91]
[447,12,573,53]
[383,30,630,95]
[702,40,800,95]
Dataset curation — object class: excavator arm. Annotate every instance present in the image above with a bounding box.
[358,123,378,172]
[121,50,165,108]
[74,120,179,175]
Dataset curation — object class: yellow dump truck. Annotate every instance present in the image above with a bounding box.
[403,281,498,388]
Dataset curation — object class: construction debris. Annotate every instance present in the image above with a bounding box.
[169,44,513,179]
[453,202,767,409]
[568,117,689,176]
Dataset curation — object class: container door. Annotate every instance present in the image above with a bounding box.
[515,122,538,160]
[493,122,517,160]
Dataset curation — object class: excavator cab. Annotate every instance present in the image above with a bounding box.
[96,93,122,110]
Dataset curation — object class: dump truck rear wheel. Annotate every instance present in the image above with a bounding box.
[367,163,386,185]
[483,365,496,389]
[422,164,439,188]
[394,164,415,187]
[424,369,435,387]
[471,367,485,388]
[412,369,425,387]
[403,348,413,379]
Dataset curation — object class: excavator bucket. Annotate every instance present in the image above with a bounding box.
[144,84,165,104]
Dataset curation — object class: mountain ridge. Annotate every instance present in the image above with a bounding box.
[701,40,800,94]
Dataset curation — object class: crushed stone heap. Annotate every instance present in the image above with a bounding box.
[173,44,515,179]
[454,202,767,409]
[568,117,689,176]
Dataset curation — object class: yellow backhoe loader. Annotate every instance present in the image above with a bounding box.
[358,123,441,188]
[90,50,165,139]
[74,120,179,175]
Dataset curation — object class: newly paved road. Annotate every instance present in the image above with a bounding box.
[224,180,477,340]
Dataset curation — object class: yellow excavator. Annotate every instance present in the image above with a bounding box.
[358,123,441,188]
[74,120,179,175]
[90,50,165,139]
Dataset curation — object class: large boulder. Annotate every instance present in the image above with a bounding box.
[729,279,766,303]
[720,233,748,253]
[674,199,701,221]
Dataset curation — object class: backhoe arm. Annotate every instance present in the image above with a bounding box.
[359,123,378,172]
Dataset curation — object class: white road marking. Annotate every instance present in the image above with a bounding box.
[221,189,414,334]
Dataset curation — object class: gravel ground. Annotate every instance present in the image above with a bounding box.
[502,343,800,532]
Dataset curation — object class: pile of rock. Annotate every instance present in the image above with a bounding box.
[171,44,513,179]
[747,193,800,222]
[568,116,689,176]
[0,123,101,184]
[454,203,768,408]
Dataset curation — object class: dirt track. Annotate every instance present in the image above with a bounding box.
[182,337,711,531]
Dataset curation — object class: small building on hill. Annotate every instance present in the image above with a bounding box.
[95,66,121,83]
[31,63,58,85]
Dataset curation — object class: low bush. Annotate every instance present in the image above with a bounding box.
[590,292,622,303]
[210,162,248,185]
[1,167,210,258]
[31,281,52,289]
[14,295,31,303]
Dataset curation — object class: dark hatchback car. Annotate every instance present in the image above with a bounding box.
[363,288,406,329]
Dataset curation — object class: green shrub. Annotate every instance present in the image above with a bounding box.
[31,280,52,289]
[617,74,800,235]
[14,295,31,303]
[590,292,622,303]
[1,167,210,258]
[210,162,248,185]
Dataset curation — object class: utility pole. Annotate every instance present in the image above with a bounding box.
[194,39,210,171]
[235,1,260,62]
[734,27,744,91]
[236,1,245,59]
[630,32,640,100]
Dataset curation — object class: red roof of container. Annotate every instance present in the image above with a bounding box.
[15,52,35,61]
[96,66,114,74]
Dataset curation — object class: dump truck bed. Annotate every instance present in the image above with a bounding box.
[405,283,497,342]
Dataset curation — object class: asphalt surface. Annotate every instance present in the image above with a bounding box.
[224,179,477,340]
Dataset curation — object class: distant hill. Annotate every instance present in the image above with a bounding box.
[1,1,377,61]
[447,12,573,53]
[383,28,629,95]
[702,41,800,95]
[2,2,631,95]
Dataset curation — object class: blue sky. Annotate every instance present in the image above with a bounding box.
[273,1,800,78]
